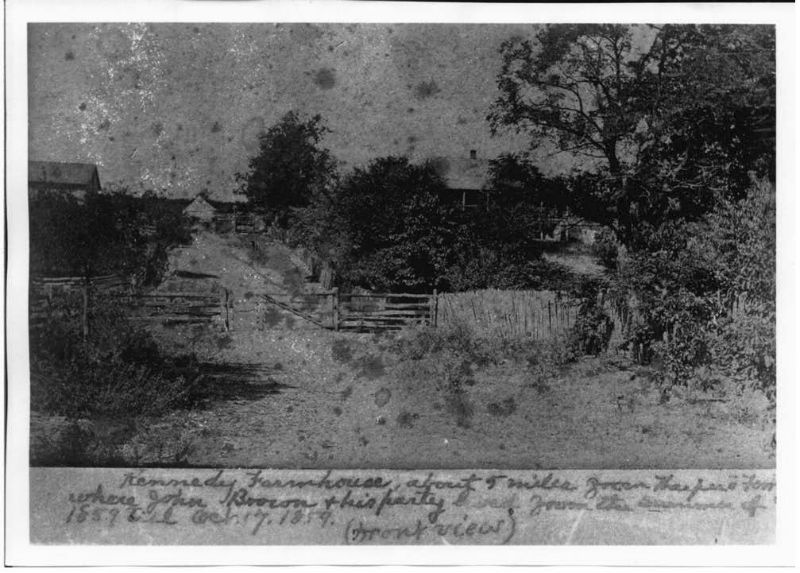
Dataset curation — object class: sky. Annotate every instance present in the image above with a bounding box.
[27,23,558,200]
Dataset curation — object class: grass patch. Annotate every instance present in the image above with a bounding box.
[29,294,211,465]
[391,318,573,428]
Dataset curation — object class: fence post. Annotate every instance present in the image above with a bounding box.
[430,289,438,327]
[82,279,89,341]
[332,287,340,331]
[227,288,233,331]
[222,288,230,331]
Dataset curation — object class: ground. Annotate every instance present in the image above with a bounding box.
[30,231,776,468]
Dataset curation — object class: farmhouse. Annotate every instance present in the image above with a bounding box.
[29,160,101,202]
[431,149,489,209]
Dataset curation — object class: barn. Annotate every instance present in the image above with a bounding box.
[183,194,218,222]
[28,161,102,202]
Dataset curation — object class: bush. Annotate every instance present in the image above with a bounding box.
[29,190,192,286]
[605,179,775,402]
[395,319,573,399]
[392,320,501,367]
[592,228,619,272]
[568,278,614,356]
[30,295,210,420]
[526,336,575,391]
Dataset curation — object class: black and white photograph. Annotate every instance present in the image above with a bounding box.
[5,0,796,563]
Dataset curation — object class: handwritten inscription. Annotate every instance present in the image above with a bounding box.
[33,469,776,545]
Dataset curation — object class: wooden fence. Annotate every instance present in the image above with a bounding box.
[259,289,437,332]
[211,213,265,234]
[339,291,436,331]
[31,273,129,294]
[437,289,579,341]
[30,274,130,337]
[30,275,231,334]
[119,291,231,329]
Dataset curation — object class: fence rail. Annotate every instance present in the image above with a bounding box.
[255,289,437,331]
[30,277,231,333]
[32,278,583,339]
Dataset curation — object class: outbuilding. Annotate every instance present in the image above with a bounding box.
[29,160,102,202]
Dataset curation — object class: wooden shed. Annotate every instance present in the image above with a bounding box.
[183,194,218,222]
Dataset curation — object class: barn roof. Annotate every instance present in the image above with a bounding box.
[29,161,101,189]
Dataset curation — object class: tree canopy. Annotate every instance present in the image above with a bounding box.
[320,156,459,292]
[236,111,338,227]
[489,24,775,244]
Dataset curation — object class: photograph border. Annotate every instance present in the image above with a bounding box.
[5,0,798,566]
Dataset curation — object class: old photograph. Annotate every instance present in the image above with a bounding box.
[6,1,793,558]
[26,22,776,471]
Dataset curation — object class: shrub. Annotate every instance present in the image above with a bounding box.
[592,228,619,272]
[392,321,499,367]
[568,278,614,356]
[526,336,575,391]
[30,295,210,420]
[393,319,571,426]
[29,190,192,287]
[604,179,775,402]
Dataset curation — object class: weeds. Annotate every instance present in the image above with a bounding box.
[392,318,572,427]
[29,295,210,465]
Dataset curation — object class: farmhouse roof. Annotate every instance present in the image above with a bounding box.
[428,156,491,190]
[29,161,101,190]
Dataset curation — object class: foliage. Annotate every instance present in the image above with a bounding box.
[609,180,775,399]
[592,228,620,272]
[236,111,338,227]
[393,319,572,428]
[305,156,461,292]
[704,179,776,398]
[484,153,570,238]
[443,247,564,291]
[489,24,775,244]
[568,278,614,356]
[308,154,581,293]
[30,294,209,420]
[29,190,192,286]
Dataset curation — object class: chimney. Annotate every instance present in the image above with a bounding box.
[469,149,477,160]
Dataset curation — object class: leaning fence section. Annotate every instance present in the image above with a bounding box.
[338,291,436,331]
[255,289,437,332]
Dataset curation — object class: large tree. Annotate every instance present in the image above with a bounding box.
[236,111,338,227]
[489,24,774,244]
